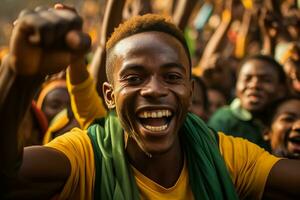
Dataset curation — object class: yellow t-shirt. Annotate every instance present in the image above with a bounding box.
[46,131,281,200]
[66,70,107,130]
[132,160,194,200]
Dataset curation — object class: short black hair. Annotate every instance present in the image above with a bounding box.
[105,14,191,83]
[238,54,286,84]
[265,96,300,127]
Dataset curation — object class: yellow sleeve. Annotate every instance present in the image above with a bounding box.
[43,109,69,144]
[45,128,95,200]
[66,69,107,129]
[218,132,282,200]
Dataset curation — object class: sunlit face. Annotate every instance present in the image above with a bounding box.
[236,59,282,112]
[104,32,192,155]
[42,88,70,123]
[268,99,300,158]
[284,60,300,95]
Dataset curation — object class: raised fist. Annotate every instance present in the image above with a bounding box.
[6,5,91,76]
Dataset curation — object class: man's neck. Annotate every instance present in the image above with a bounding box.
[126,136,183,188]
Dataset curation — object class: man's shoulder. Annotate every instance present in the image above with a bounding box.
[45,128,91,148]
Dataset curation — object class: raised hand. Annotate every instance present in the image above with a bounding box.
[6,5,91,76]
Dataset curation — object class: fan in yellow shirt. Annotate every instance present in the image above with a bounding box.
[3,5,300,200]
[46,128,279,200]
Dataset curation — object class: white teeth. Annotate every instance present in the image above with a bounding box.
[138,110,172,118]
[152,112,157,118]
[157,111,163,118]
[166,110,171,117]
[145,124,168,132]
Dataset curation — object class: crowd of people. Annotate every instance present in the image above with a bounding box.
[0,0,300,199]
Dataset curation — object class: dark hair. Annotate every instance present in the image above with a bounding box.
[105,14,191,83]
[191,75,209,110]
[265,96,300,127]
[238,54,286,84]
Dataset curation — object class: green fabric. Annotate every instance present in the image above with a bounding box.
[182,113,238,200]
[230,98,252,121]
[208,100,271,151]
[88,111,238,200]
[88,112,140,200]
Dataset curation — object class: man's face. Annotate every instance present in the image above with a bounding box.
[236,59,282,112]
[104,31,192,155]
[284,60,300,95]
[269,99,300,158]
[42,88,70,122]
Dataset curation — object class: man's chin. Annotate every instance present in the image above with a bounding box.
[142,143,174,156]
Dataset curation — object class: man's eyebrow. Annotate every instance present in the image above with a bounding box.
[119,62,187,76]
[119,64,146,75]
[160,63,187,73]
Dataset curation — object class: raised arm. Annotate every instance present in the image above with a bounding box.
[0,6,91,198]
[89,0,125,96]
[196,0,233,69]
[235,8,252,59]
[172,0,198,30]
[67,0,126,128]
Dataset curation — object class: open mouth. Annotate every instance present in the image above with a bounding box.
[289,136,300,144]
[247,93,263,102]
[137,109,173,132]
[288,135,300,153]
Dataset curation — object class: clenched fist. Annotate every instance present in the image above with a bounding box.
[6,4,91,76]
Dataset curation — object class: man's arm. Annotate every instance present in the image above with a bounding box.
[263,159,300,199]
[172,0,198,30]
[197,0,233,69]
[0,6,90,198]
[89,0,125,96]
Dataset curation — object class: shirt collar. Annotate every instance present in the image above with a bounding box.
[230,98,253,121]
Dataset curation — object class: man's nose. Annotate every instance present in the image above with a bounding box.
[140,77,168,98]
[248,77,260,88]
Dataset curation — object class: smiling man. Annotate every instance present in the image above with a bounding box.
[1,7,300,200]
[264,96,300,159]
[209,55,287,151]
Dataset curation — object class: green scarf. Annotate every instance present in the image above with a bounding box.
[87,111,238,200]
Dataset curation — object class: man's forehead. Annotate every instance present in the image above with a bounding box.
[112,31,186,56]
[241,61,278,75]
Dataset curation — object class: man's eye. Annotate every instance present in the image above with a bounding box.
[165,73,182,82]
[261,77,273,83]
[125,75,143,84]
[279,115,295,122]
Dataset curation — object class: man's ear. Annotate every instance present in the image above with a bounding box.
[263,127,271,141]
[103,82,116,109]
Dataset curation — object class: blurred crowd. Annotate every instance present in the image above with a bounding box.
[1,0,300,159]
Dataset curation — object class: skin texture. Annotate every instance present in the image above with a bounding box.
[103,31,192,187]
[266,99,300,158]
[236,59,283,113]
